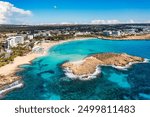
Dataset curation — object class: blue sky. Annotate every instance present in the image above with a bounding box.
[0,0,150,24]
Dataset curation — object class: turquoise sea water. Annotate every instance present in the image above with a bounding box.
[3,38,150,100]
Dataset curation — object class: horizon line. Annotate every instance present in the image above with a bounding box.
[1,23,150,26]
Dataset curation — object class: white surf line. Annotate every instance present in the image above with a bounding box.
[63,66,101,81]
[0,80,23,98]
[63,58,150,80]
[111,58,150,70]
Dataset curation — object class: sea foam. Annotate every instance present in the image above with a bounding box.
[63,66,101,80]
[111,58,150,70]
[0,80,23,98]
[63,58,149,80]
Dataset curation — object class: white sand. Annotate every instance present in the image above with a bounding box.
[0,37,95,76]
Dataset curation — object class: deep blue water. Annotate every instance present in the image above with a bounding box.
[4,39,150,100]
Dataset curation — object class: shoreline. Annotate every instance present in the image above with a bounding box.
[1,34,149,77]
[63,66,101,81]
[0,80,23,98]
[97,34,150,40]
[0,36,150,96]
[0,37,95,76]
[62,53,149,80]
[63,58,149,81]
[0,37,95,96]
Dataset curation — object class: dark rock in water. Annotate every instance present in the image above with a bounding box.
[37,70,55,76]
[42,70,55,74]
[46,70,55,74]
[42,64,49,67]
[128,63,150,88]
[125,63,150,99]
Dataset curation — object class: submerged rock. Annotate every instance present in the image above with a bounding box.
[62,53,145,80]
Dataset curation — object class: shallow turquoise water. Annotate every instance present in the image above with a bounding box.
[4,38,150,100]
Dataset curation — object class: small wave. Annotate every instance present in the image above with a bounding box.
[0,80,23,99]
[144,58,150,63]
[63,66,101,80]
[111,58,150,70]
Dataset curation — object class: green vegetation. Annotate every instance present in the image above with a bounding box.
[75,34,95,38]
[0,43,3,50]
[48,35,74,41]
[0,45,30,67]
[0,33,95,68]
[12,45,30,56]
[32,33,96,42]
[34,36,43,41]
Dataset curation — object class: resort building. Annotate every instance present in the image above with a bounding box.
[33,33,41,37]
[143,28,150,33]
[112,30,122,37]
[74,32,91,36]
[42,32,52,37]
[28,35,34,40]
[124,29,136,35]
[6,36,24,49]
[103,31,112,36]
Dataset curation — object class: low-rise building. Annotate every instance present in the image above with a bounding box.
[33,33,41,37]
[124,29,136,35]
[28,35,34,40]
[32,46,44,54]
[74,32,91,36]
[143,28,150,33]
[42,32,52,37]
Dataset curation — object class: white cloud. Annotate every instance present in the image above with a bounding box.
[145,20,150,23]
[126,19,150,24]
[128,19,135,23]
[60,22,78,24]
[91,19,121,24]
[0,1,32,24]
[90,19,150,24]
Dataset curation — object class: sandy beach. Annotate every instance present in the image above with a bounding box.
[98,33,150,40]
[0,37,94,76]
[1,33,149,76]
[0,37,95,91]
[0,35,149,94]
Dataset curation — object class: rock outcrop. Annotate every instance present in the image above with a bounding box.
[62,53,144,79]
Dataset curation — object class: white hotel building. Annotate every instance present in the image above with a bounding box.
[6,36,24,49]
